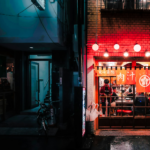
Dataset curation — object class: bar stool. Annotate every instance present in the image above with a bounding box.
[123,110,132,116]
[116,109,123,116]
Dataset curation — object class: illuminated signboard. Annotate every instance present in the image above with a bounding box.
[82,87,86,137]
[31,0,45,10]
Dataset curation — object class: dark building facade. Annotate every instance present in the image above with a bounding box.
[0,0,87,131]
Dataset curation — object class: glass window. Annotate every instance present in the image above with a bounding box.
[100,0,150,10]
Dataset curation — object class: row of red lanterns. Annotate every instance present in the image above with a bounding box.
[92,43,150,57]
[92,43,141,52]
[99,49,150,57]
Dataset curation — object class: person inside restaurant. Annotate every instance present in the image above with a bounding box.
[111,87,119,103]
[123,85,136,100]
[99,79,112,116]
[111,87,119,116]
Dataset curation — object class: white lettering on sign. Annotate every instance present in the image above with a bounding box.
[117,73,124,81]
[99,70,106,74]
[139,75,150,87]
[107,70,110,74]
[127,71,135,80]
[110,70,115,74]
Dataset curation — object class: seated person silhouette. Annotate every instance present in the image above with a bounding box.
[111,87,119,103]
[111,87,119,116]
[99,79,112,116]
[124,85,134,100]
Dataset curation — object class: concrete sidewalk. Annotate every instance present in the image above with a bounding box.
[95,129,150,136]
[0,114,73,137]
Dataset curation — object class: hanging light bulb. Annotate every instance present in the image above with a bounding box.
[92,43,99,51]
[124,50,129,57]
[104,49,109,57]
[114,44,119,50]
[145,50,150,57]
[134,44,141,52]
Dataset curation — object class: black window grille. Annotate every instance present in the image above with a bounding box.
[100,0,150,10]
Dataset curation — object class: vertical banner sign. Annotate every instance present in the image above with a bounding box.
[82,88,86,137]
[126,68,136,84]
[116,68,126,84]
[136,68,146,92]
[145,69,150,92]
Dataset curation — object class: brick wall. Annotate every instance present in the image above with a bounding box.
[87,0,150,56]
[87,0,150,130]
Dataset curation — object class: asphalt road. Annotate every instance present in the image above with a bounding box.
[0,136,74,150]
[1,136,150,150]
[91,136,150,150]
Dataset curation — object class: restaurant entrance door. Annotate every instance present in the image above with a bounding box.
[98,76,135,128]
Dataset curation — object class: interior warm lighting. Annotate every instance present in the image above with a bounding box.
[104,49,109,57]
[123,110,132,113]
[92,43,99,51]
[124,51,129,57]
[134,44,141,52]
[114,44,119,50]
[108,62,115,66]
[117,109,132,113]
[145,51,150,57]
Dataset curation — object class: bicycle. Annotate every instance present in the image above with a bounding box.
[35,100,51,136]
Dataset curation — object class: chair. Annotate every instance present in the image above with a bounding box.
[134,97,146,115]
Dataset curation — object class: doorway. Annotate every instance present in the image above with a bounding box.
[28,55,52,110]
[31,62,39,108]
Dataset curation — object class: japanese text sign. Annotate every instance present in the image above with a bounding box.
[136,68,146,92]
[116,68,126,85]
[126,68,136,84]
[96,68,116,76]
[95,67,150,92]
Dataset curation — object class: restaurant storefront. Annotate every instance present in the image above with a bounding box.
[85,0,150,133]
[86,58,150,131]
